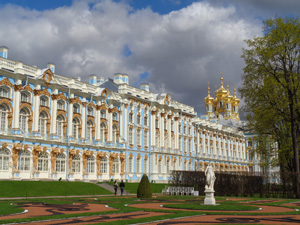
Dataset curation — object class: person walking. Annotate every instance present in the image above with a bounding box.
[120,180,125,196]
[113,180,118,196]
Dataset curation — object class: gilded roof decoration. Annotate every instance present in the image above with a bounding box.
[0,77,13,87]
[69,96,81,104]
[52,92,67,101]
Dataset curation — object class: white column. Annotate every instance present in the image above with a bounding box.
[174,119,178,149]
[67,102,73,137]
[107,109,113,142]
[160,114,164,148]
[95,105,100,141]
[50,93,58,135]
[33,91,40,132]
[12,88,21,129]
[124,104,128,141]
[150,112,155,146]
[120,103,124,139]
[82,103,86,139]
[168,117,171,149]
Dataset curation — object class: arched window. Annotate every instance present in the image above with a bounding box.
[167,160,170,173]
[129,113,133,123]
[112,125,118,145]
[136,157,141,173]
[143,157,148,173]
[38,151,48,172]
[19,108,30,132]
[21,92,30,102]
[0,87,9,98]
[164,133,168,148]
[57,100,65,110]
[86,120,93,143]
[171,135,175,151]
[137,114,141,125]
[144,116,148,126]
[112,158,119,174]
[72,154,80,173]
[56,153,66,172]
[87,155,95,173]
[100,110,106,119]
[158,159,162,174]
[129,128,133,145]
[113,112,118,121]
[40,96,48,106]
[100,157,108,174]
[155,132,160,149]
[128,157,133,173]
[143,131,148,148]
[136,129,141,146]
[73,104,80,113]
[72,118,80,139]
[87,107,93,116]
[38,111,48,137]
[100,123,106,143]
[0,104,9,132]
[179,137,182,151]
[0,148,10,171]
[19,150,30,171]
[56,115,64,139]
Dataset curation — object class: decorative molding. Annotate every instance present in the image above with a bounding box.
[14,84,23,92]
[0,77,13,87]
[96,103,107,111]
[34,88,51,97]
[69,96,82,104]
[108,106,119,114]
[43,69,53,85]
[52,92,67,101]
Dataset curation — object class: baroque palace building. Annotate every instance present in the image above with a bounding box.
[0,46,253,182]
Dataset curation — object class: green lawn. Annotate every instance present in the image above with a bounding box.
[106,182,167,194]
[0,202,24,216]
[0,181,111,197]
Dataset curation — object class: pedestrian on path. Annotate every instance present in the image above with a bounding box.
[114,180,118,196]
[120,180,125,196]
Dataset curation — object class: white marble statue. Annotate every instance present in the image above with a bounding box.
[205,162,216,190]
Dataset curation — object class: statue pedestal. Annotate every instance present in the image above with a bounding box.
[204,189,216,205]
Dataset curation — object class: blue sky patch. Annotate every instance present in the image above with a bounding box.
[122,44,133,57]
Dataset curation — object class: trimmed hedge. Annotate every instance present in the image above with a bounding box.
[137,174,152,198]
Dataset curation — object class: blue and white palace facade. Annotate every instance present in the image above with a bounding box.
[0,46,254,182]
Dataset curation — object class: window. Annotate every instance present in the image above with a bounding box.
[72,118,80,139]
[184,126,186,134]
[184,161,187,171]
[0,104,8,132]
[56,153,66,172]
[171,123,174,132]
[38,112,48,137]
[40,96,48,106]
[179,137,182,151]
[167,160,170,173]
[112,158,119,174]
[143,131,148,148]
[57,115,64,139]
[158,159,162,174]
[144,116,148,126]
[188,139,191,152]
[137,129,141,146]
[178,124,181,133]
[0,87,9,98]
[0,148,9,171]
[248,141,253,147]
[100,157,108,174]
[184,138,187,152]
[57,100,64,110]
[164,120,167,129]
[155,132,160,149]
[87,107,93,116]
[155,119,159,129]
[19,150,30,171]
[113,112,118,121]
[137,114,141,125]
[171,135,175,150]
[87,156,95,173]
[86,120,93,143]
[136,157,141,173]
[129,113,133,123]
[73,104,80,113]
[143,158,148,173]
[100,123,106,143]
[71,154,80,173]
[164,133,168,148]
[129,128,133,145]
[21,92,29,102]
[38,151,48,172]
[100,110,106,119]
[129,157,133,173]
[19,108,30,132]
[112,125,118,145]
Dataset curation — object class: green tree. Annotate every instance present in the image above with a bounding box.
[240,17,300,197]
[137,174,152,198]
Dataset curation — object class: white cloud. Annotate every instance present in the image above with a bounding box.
[0,0,263,114]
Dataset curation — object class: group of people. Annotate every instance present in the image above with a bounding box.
[113,180,125,196]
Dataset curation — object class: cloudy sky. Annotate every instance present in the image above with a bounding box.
[0,0,299,115]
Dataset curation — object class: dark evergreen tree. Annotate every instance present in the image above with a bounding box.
[137,174,152,198]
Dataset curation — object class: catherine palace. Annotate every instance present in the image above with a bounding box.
[0,46,263,182]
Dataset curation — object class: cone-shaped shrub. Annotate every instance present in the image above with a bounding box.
[137,174,152,198]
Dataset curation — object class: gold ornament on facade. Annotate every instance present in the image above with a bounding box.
[0,77,13,87]
[14,84,23,92]
[42,69,53,85]
[52,92,67,101]
[69,96,81,104]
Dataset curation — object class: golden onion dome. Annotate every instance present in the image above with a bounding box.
[232,87,240,103]
[204,82,215,103]
[215,76,228,97]
[224,83,233,100]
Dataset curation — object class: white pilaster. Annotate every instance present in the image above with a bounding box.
[12,90,20,129]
